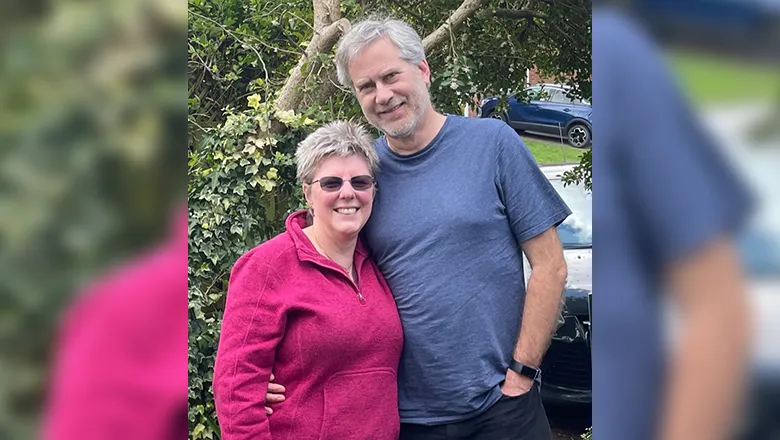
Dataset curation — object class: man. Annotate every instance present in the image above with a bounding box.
[265,17,570,439]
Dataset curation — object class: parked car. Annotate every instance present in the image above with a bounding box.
[525,164,593,404]
[632,0,780,61]
[479,84,593,148]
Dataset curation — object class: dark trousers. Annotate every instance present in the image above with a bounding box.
[399,386,552,440]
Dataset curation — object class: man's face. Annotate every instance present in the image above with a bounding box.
[347,38,432,139]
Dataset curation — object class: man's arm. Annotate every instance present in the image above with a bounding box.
[659,237,752,440]
[502,226,568,396]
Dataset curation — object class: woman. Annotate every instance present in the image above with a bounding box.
[213,121,403,440]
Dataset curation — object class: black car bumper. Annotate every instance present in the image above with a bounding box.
[540,312,592,404]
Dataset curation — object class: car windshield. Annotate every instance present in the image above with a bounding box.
[550,179,592,248]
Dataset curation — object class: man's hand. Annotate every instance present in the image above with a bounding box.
[264,373,286,415]
[501,368,534,397]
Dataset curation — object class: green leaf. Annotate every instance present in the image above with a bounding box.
[193,423,205,437]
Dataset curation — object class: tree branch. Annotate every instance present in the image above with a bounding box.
[532,18,578,53]
[275,18,351,113]
[489,8,546,20]
[314,0,342,31]
[189,10,270,87]
[387,0,426,25]
[422,0,489,53]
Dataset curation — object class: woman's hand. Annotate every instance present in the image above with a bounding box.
[265,373,287,415]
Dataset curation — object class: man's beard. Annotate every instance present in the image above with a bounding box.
[369,85,431,139]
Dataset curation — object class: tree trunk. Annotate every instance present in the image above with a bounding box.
[275,18,351,113]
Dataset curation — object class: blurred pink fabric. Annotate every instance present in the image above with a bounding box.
[42,207,187,440]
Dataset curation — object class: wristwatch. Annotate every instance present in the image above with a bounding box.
[509,359,542,381]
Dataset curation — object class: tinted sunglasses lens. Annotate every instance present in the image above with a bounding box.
[351,176,374,190]
[319,177,343,191]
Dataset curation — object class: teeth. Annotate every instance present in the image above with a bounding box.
[336,208,357,214]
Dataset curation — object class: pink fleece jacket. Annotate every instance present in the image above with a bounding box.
[213,210,404,440]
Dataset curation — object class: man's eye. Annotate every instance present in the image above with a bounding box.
[385,73,397,81]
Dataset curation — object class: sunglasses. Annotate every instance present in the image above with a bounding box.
[310,175,375,192]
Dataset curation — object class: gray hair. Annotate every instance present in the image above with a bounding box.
[295,120,379,184]
[335,17,426,88]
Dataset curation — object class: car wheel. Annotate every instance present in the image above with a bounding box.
[567,123,591,148]
[487,110,508,123]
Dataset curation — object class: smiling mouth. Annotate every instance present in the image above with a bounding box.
[380,102,404,115]
[335,207,358,214]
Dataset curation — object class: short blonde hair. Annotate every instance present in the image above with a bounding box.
[295,120,379,184]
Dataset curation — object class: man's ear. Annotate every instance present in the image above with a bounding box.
[417,59,432,86]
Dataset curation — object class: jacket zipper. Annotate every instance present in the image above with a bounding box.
[346,263,366,305]
[312,258,366,305]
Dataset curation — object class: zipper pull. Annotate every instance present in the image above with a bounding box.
[356,291,366,305]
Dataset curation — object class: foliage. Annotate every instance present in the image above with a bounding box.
[187,0,591,437]
[0,0,184,437]
[188,0,592,148]
[561,148,591,190]
[188,0,309,134]
[581,426,593,439]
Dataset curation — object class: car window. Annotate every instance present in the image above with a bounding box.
[536,87,552,101]
[522,86,551,102]
[550,179,592,248]
[549,89,578,104]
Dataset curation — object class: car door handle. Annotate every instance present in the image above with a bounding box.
[563,108,571,112]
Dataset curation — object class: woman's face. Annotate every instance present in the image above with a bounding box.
[305,155,375,241]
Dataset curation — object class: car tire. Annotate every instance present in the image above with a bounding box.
[566,123,591,148]
[487,110,508,123]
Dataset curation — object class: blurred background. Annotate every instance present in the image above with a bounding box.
[596,1,779,439]
[0,0,187,438]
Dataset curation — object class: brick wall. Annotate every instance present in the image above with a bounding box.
[527,66,558,86]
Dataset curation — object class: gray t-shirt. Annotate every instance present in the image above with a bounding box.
[362,115,571,424]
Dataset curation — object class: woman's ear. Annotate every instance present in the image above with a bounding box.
[303,184,313,206]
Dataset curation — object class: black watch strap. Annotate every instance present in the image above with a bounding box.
[509,359,541,381]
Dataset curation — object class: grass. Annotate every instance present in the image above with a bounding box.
[524,137,586,164]
[667,50,780,106]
